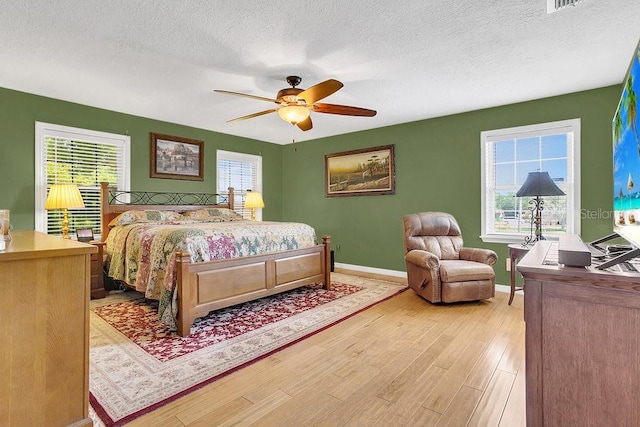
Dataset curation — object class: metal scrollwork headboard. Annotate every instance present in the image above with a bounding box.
[100,182,234,240]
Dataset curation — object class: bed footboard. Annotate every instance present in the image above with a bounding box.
[175,235,331,337]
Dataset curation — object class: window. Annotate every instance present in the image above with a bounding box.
[480,119,580,243]
[35,122,130,239]
[216,150,262,220]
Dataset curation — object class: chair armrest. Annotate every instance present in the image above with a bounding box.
[459,247,498,266]
[405,249,440,270]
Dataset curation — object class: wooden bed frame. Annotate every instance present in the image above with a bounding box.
[100,182,331,337]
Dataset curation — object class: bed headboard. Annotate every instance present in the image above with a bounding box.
[100,182,235,240]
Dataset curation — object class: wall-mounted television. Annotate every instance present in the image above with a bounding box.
[600,37,640,269]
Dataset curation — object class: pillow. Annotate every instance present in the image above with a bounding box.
[108,210,184,227]
[182,208,243,220]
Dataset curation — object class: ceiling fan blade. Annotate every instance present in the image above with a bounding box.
[227,109,277,123]
[297,79,343,105]
[214,89,278,104]
[296,116,313,131]
[311,103,377,117]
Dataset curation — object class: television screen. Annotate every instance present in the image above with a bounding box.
[613,38,640,249]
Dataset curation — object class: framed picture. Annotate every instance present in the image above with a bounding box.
[76,228,94,243]
[150,133,204,181]
[325,145,395,197]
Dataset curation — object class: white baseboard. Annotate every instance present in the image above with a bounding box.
[334,262,407,278]
[495,284,510,294]
[335,262,511,293]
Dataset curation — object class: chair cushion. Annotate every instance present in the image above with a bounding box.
[442,280,495,302]
[439,260,495,283]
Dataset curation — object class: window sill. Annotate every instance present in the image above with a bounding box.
[480,234,561,244]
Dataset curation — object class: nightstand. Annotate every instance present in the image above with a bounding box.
[90,241,106,298]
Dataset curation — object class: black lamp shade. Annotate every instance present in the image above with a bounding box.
[516,172,565,197]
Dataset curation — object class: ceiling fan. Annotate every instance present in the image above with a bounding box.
[214,76,377,131]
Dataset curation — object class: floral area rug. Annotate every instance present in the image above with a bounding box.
[89,273,406,426]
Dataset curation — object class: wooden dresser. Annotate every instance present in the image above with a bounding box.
[0,231,96,426]
[518,241,640,426]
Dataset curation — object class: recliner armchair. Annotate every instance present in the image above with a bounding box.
[403,212,497,303]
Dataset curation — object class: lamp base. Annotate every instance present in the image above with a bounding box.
[523,197,546,245]
[62,208,71,239]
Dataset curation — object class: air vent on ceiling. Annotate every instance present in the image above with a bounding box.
[547,0,584,13]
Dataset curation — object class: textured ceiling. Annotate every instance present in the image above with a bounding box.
[1,1,639,144]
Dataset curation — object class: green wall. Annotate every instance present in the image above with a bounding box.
[0,87,283,229]
[281,85,621,285]
[0,84,622,285]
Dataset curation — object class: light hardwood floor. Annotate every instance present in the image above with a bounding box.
[127,273,526,426]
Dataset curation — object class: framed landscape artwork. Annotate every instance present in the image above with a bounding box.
[150,133,204,181]
[325,145,395,197]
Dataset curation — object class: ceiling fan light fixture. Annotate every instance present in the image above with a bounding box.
[216,76,375,132]
[277,105,310,125]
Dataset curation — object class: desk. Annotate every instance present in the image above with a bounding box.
[508,243,531,304]
[518,241,640,426]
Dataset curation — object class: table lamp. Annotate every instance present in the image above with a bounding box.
[45,183,85,239]
[244,190,264,221]
[516,171,565,243]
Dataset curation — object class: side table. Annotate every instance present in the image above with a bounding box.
[508,243,531,305]
[90,240,106,299]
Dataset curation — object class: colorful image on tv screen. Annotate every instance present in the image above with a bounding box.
[613,40,640,242]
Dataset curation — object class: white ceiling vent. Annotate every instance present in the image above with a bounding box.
[547,0,584,13]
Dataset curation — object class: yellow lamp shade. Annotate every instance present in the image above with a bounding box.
[45,183,85,210]
[244,191,264,221]
[244,191,265,209]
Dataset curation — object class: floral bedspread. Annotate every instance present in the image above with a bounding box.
[105,219,318,330]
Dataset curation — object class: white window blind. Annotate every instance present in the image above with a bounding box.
[216,150,262,220]
[35,122,130,239]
